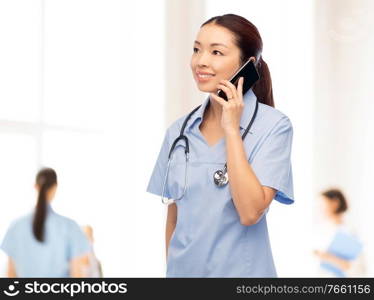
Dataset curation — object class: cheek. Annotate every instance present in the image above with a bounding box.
[323,201,334,214]
[190,56,197,69]
[320,201,328,213]
[227,64,241,78]
[214,61,240,79]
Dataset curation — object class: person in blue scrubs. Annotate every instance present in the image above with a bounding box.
[1,167,90,277]
[314,189,366,277]
[147,14,294,277]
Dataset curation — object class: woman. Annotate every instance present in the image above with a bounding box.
[314,189,366,277]
[147,14,294,277]
[1,167,90,277]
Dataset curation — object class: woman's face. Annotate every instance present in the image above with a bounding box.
[320,196,338,218]
[190,23,242,93]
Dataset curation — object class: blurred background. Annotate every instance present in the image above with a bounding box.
[0,0,373,276]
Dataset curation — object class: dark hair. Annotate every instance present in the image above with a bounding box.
[33,167,57,242]
[321,189,348,215]
[201,14,274,107]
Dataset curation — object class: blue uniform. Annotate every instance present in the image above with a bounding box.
[147,88,294,277]
[1,204,90,277]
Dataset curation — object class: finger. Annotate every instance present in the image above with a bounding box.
[210,92,228,107]
[217,84,233,100]
[220,80,238,101]
[237,77,244,102]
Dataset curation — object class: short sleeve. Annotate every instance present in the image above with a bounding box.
[67,221,90,260]
[146,129,171,198]
[0,223,17,259]
[251,116,294,204]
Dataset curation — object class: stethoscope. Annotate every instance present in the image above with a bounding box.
[161,96,259,204]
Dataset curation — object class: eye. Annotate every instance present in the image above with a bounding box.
[193,47,199,53]
[213,50,223,55]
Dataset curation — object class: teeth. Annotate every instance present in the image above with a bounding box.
[198,74,214,78]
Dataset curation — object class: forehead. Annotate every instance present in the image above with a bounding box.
[320,195,333,203]
[195,23,236,46]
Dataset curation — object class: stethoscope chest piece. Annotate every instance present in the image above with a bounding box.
[213,168,228,187]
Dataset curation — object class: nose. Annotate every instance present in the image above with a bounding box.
[196,51,210,68]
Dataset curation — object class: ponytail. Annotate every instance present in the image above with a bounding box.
[33,168,57,242]
[252,57,274,107]
[33,183,48,242]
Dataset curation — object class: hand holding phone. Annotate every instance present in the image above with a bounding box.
[217,58,260,101]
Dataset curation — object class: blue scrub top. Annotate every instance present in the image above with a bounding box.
[1,204,90,277]
[147,88,294,277]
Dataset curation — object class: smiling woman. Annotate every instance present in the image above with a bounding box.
[147,13,294,278]
[192,15,274,107]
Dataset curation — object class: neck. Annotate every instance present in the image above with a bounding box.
[330,213,343,225]
[207,95,222,123]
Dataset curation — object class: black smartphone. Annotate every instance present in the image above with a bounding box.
[217,59,260,101]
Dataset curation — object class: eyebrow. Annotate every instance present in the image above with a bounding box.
[194,40,228,48]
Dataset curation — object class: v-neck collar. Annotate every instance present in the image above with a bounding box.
[186,88,258,132]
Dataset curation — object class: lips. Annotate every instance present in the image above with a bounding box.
[196,71,215,81]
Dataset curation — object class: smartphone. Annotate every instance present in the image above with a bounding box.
[217,59,260,101]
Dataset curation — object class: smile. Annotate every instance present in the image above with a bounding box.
[196,72,215,81]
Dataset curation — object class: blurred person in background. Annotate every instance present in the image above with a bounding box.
[81,225,103,277]
[0,167,90,277]
[313,188,366,277]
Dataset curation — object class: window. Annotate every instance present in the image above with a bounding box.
[0,0,166,276]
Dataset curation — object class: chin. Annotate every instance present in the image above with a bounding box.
[196,82,217,93]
